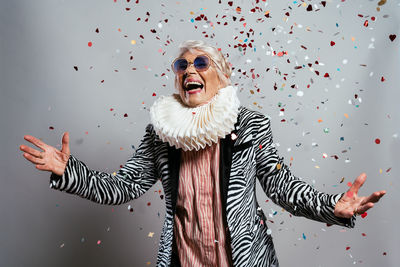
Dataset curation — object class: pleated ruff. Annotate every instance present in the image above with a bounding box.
[149,86,240,151]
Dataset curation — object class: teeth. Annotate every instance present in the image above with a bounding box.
[185,81,202,87]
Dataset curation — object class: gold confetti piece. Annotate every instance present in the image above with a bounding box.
[276,164,281,170]
[315,166,320,169]
[113,172,117,176]
[318,119,323,123]
[146,262,151,265]
[131,40,136,45]
[344,113,349,118]
[351,37,355,42]
[379,169,383,174]
[148,232,154,237]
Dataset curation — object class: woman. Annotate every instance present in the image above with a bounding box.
[20,40,386,267]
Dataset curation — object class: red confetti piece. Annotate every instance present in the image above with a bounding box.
[306,4,312,11]
[324,73,330,78]
[110,108,114,111]
[152,93,156,96]
[330,41,335,46]
[364,20,369,27]
[383,252,387,256]
[95,28,99,33]
[147,202,151,206]
[88,42,92,47]
[49,126,54,130]
[386,167,392,173]
[375,138,381,144]
[361,212,367,218]
[124,113,128,117]
[361,233,366,236]
[321,1,326,7]
[346,246,351,250]
[73,66,78,71]
[236,7,241,14]
[259,145,263,149]
[227,1,233,6]
[389,34,396,42]
[97,240,101,245]
[381,76,385,82]
[371,16,376,21]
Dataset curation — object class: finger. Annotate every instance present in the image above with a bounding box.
[20,145,42,158]
[23,152,45,165]
[361,191,386,204]
[349,173,367,195]
[23,135,48,150]
[357,202,374,214]
[61,132,70,155]
[36,164,51,171]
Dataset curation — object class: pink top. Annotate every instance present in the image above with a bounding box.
[173,140,232,266]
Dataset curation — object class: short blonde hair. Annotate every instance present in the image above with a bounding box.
[174,40,231,89]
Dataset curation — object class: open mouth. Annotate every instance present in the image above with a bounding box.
[183,81,204,92]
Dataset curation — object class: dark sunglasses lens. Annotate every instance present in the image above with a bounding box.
[174,59,188,73]
[194,56,209,71]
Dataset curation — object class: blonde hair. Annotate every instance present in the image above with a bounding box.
[174,40,231,89]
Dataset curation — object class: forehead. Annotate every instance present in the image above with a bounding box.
[180,49,208,59]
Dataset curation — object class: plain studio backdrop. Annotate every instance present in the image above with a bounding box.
[1,0,399,266]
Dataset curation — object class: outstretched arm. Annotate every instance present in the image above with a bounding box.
[49,124,160,205]
[254,114,356,227]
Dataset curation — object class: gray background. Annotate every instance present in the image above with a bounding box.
[1,0,399,266]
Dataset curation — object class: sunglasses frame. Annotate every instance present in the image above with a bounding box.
[171,54,221,74]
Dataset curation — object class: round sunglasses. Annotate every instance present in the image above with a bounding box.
[171,54,220,74]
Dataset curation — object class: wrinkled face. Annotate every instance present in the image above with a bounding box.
[174,49,228,107]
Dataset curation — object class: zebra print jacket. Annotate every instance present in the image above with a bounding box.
[49,106,355,266]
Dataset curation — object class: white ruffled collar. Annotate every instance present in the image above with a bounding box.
[149,85,240,151]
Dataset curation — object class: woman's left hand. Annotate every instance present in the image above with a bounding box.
[334,173,386,218]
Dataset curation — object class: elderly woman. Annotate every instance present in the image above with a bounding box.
[20,40,385,267]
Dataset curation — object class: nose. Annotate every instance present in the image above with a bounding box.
[185,62,197,73]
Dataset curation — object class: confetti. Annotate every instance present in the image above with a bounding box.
[97,240,101,245]
[389,34,396,42]
[361,212,367,218]
[148,232,154,237]
[375,138,381,144]
[88,41,93,47]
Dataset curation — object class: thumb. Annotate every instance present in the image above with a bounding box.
[349,173,366,195]
[61,132,70,155]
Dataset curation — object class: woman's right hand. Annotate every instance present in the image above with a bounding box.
[20,132,71,176]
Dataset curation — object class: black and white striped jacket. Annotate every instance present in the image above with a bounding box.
[50,106,355,266]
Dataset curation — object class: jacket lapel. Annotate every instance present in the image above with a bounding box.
[168,145,181,215]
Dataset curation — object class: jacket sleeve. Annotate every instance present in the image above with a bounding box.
[254,114,355,228]
[49,124,159,205]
